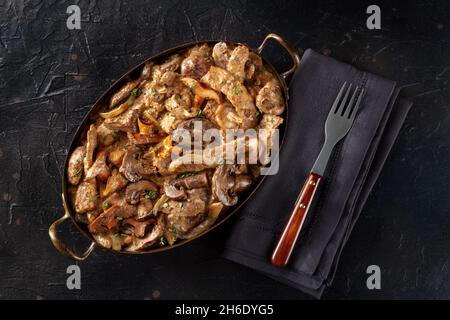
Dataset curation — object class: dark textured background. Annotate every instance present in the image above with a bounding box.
[0,0,449,299]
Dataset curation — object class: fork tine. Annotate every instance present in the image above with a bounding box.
[337,83,352,115]
[332,82,347,113]
[349,88,364,121]
[344,86,359,118]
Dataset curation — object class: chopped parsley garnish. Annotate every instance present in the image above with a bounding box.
[179,172,195,178]
[102,201,112,209]
[149,88,158,98]
[130,87,142,97]
[159,236,167,246]
[189,80,197,88]
[72,167,82,176]
[196,108,205,118]
[145,190,156,200]
[232,86,242,95]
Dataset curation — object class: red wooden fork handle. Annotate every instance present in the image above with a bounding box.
[271,172,322,268]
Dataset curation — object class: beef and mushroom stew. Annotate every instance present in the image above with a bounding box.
[67,42,285,252]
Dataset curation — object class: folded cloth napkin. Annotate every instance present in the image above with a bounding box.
[222,48,412,298]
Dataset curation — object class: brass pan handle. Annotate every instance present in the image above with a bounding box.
[49,199,95,261]
[257,33,301,79]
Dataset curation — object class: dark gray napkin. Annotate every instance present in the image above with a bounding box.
[222,49,412,298]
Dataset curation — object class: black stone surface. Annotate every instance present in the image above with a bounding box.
[0,0,449,299]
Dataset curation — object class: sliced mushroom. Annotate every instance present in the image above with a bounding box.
[119,146,157,182]
[211,165,253,206]
[67,146,86,185]
[125,222,164,251]
[125,180,159,205]
[212,165,238,206]
[233,174,253,193]
[152,194,169,215]
[137,197,155,221]
[163,171,209,200]
[215,102,242,129]
[255,80,285,115]
[163,180,186,200]
[123,218,156,237]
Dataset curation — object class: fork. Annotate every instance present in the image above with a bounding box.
[271,82,365,268]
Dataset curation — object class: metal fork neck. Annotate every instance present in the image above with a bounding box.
[311,139,335,176]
